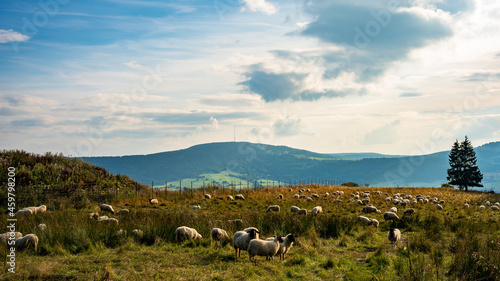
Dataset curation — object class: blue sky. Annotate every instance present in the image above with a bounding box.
[0,0,499,156]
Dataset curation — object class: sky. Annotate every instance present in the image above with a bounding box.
[0,0,499,157]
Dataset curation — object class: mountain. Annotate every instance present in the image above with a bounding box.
[81,141,500,192]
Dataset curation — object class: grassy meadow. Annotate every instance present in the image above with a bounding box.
[1,185,500,281]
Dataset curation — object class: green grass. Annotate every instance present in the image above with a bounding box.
[1,186,500,280]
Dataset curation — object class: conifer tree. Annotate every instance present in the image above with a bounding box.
[447,136,483,191]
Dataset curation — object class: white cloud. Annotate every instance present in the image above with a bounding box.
[0,29,29,44]
[241,0,278,15]
[210,116,219,130]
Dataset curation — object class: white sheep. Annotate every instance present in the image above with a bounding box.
[358,215,373,226]
[290,206,300,213]
[306,197,313,202]
[306,189,311,192]
[97,215,109,221]
[362,205,380,214]
[436,204,444,210]
[115,229,127,237]
[227,195,234,200]
[132,229,144,240]
[267,205,280,213]
[100,204,115,214]
[312,193,320,198]
[16,209,33,217]
[464,203,469,208]
[388,228,401,245]
[266,233,297,260]
[89,212,100,219]
[324,192,329,197]
[15,234,39,251]
[117,209,130,215]
[486,201,491,206]
[389,207,398,214]
[276,194,283,199]
[37,223,47,232]
[491,205,499,211]
[293,194,299,199]
[204,194,212,199]
[149,198,159,205]
[248,236,284,262]
[298,209,307,215]
[403,208,415,216]
[192,205,201,210]
[383,212,399,221]
[439,200,445,204]
[235,194,245,200]
[175,226,202,243]
[299,195,306,199]
[371,218,379,228]
[479,205,485,210]
[35,205,47,214]
[311,206,323,215]
[336,199,343,203]
[362,198,370,205]
[233,228,260,257]
[211,228,230,245]
[100,217,119,226]
[385,197,393,202]
[0,232,23,246]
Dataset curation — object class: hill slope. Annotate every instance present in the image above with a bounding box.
[81,141,500,191]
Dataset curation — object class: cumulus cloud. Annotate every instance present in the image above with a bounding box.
[209,116,219,130]
[0,29,29,44]
[241,0,278,15]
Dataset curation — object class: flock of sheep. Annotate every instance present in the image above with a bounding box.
[4,188,499,263]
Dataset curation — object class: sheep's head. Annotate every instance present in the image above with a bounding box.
[287,234,297,243]
[276,236,284,243]
[248,229,259,239]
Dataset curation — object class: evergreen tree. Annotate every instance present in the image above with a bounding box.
[446,136,483,191]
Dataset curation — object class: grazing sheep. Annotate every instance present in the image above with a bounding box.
[15,209,33,217]
[311,206,323,215]
[227,219,244,228]
[298,209,307,215]
[336,199,343,203]
[385,197,393,202]
[358,215,373,226]
[89,212,100,219]
[439,200,445,204]
[149,198,159,205]
[235,194,245,200]
[479,205,485,210]
[0,232,23,246]
[192,205,201,210]
[117,209,130,215]
[290,206,300,213]
[299,195,306,199]
[288,188,293,192]
[388,228,401,245]
[204,194,212,199]
[266,233,297,260]
[324,192,329,197]
[211,228,230,245]
[312,193,320,199]
[362,205,380,214]
[233,228,260,257]
[37,224,47,232]
[248,236,284,262]
[227,195,234,200]
[495,202,500,207]
[100,204,115,214]
[464,203,469,209]
[276,194,283,199]
[403,208,415,216]
[293,194,299,199]
[491,205,499,211]
[100,218,119,226]
[306,197,313,202]
[34,205,47,214]
[175,226,202,243]
[383,212,399,221]
[371,219,379,228]
[115,229,127,237]
[306,189,311,192]
[362,198,370,205]
[436,204,444,210]
[132,229,143,240]
[354,195,360,200]
[357,200,363,205]
[298,188,304,193]
[389,207,398,214]
[97,215,109,221]
[15,234,39,251]
[486,201,491,206]
[267,205,280,213]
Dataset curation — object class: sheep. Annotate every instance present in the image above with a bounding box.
[362,205,380,214]
[293,194,299,199]
[298,209,307,215]
[99,217,119,226]
[0,232,23,246]
[288,188,293,192]
[439,200,445,204]
[266,233,297,260]
[276,194,283,199]
[290,206,300,213]
[15,234,39,251]
[16,209,33,217]
[235,194,245,200]
[324,192,329,197]
[383,212,399,221]
[358,215,373,226]
[362,198,370,205]
[117,209,130,215]
[357,200,363,205]
[336,199,343,203]
[100,204,115,214]
[436,204,444,210]
[385,197,393,202]
[312,193,320,199]
[464,203,470,208]
[115,229,127,237]
[388,228,401,245]
[204,194,212,199]
[34,205,47,214]
[298,188,304,193]
[248,236,284,262]
[97,215,109,221]
[299,195,306,199]
[491,205,499,211]
[227,195,234,200]
[37,223,47,232]
[132,229,144,240]
[267,205,280,213]
[479,205,485,210]
[306,189,311,192]
[486,201,491,206]
[306,197,313,202]
[192,205,201,210]
[89,212,100,219]
[175,226,202,243]
[371,218,379,228]
[403,208,415,216]
[233,228,260,257]
[311,206,322,215]
[389,207,398,213]
[211,228,230,245]
[149,198,159,205]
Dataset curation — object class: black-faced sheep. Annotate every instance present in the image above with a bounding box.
[266,234,297,260]
[248,236,284,262]
[233,228,259,258]
[388,228,401,245]
[15,234,39,251]
[267,205,280,213]
[235,194,245,200]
